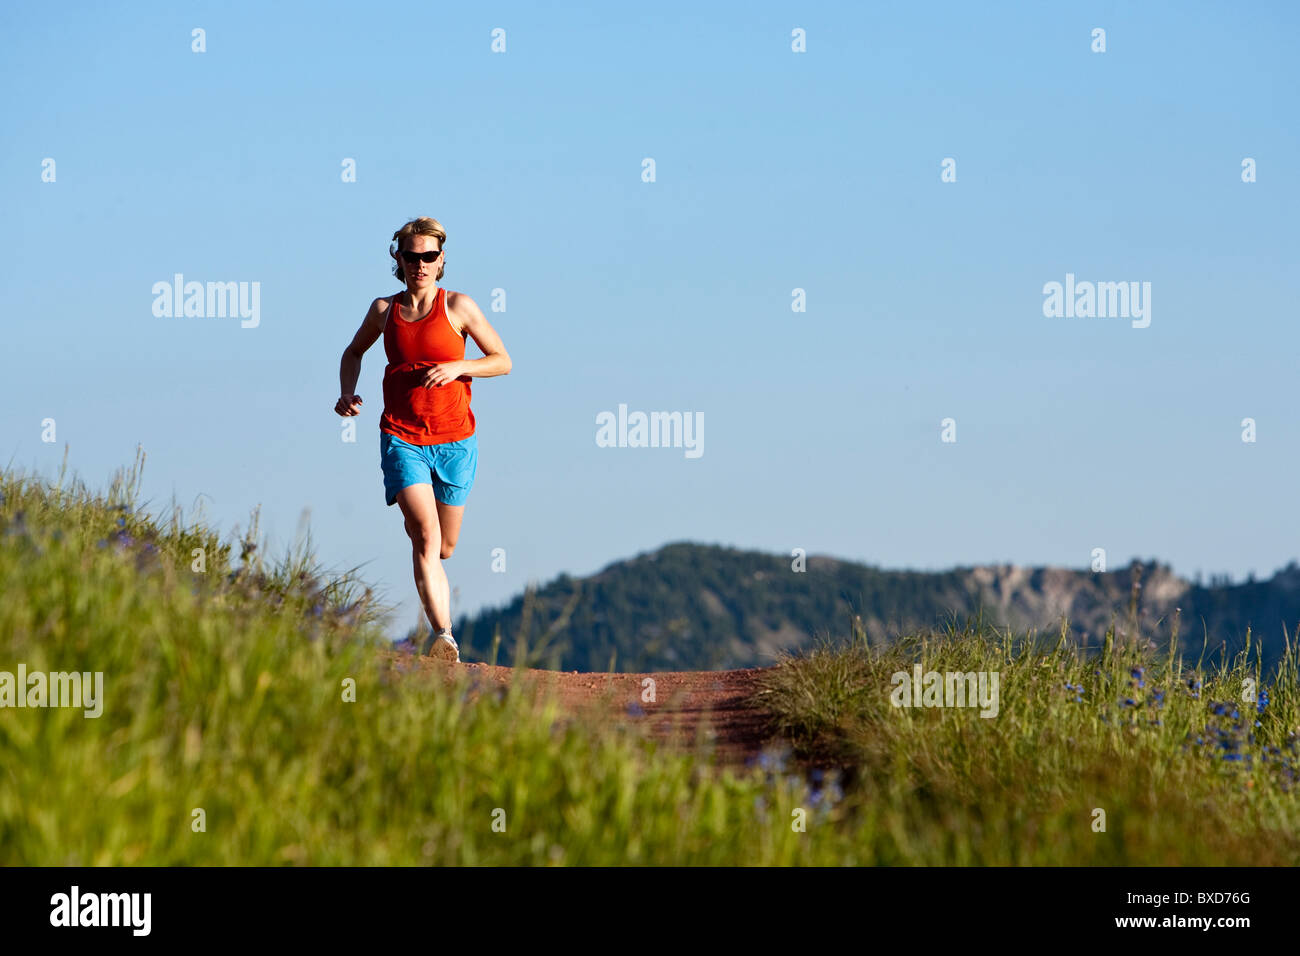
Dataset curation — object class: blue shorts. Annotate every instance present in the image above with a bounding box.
[380,431,477,507]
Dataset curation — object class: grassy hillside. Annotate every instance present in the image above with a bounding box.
[3,450,1297,865]
[755,615,1300,864]
[0,450,837,864]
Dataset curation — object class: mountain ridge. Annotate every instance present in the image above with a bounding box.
[446,542,1300,672]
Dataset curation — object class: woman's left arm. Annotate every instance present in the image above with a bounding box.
[454,294,512,378]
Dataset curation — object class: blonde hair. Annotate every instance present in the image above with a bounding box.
[390,217,447,282]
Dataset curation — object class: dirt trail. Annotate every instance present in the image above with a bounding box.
[378,649,783,768]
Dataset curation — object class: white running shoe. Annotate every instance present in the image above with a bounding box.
[429,631,460,662]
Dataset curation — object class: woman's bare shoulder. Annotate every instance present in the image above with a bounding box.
[445,289,466,336]
[366,293,400,328]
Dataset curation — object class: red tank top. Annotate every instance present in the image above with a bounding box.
[379,286,476,444]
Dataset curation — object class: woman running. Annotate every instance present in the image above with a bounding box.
[335,217,512,662]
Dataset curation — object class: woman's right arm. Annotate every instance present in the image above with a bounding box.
[335,298,386,416]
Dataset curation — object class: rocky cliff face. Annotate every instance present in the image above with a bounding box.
[963,561,1192,646]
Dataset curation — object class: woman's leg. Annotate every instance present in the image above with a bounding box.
[396,483,452,633]
[435,500,465,558]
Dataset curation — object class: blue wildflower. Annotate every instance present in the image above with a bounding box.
[757,751,782,772]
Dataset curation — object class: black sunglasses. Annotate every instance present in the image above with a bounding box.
[399,249,443,264]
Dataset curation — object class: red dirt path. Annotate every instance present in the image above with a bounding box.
[378,648,786,769]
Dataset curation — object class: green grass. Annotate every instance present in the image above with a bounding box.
[3,448,1297,864]
[0,449,817,864]
[754,611,1300,864]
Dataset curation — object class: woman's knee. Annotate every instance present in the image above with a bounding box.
[405,519,439,556]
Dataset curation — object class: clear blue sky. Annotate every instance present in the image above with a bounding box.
[4,1,1298,639]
